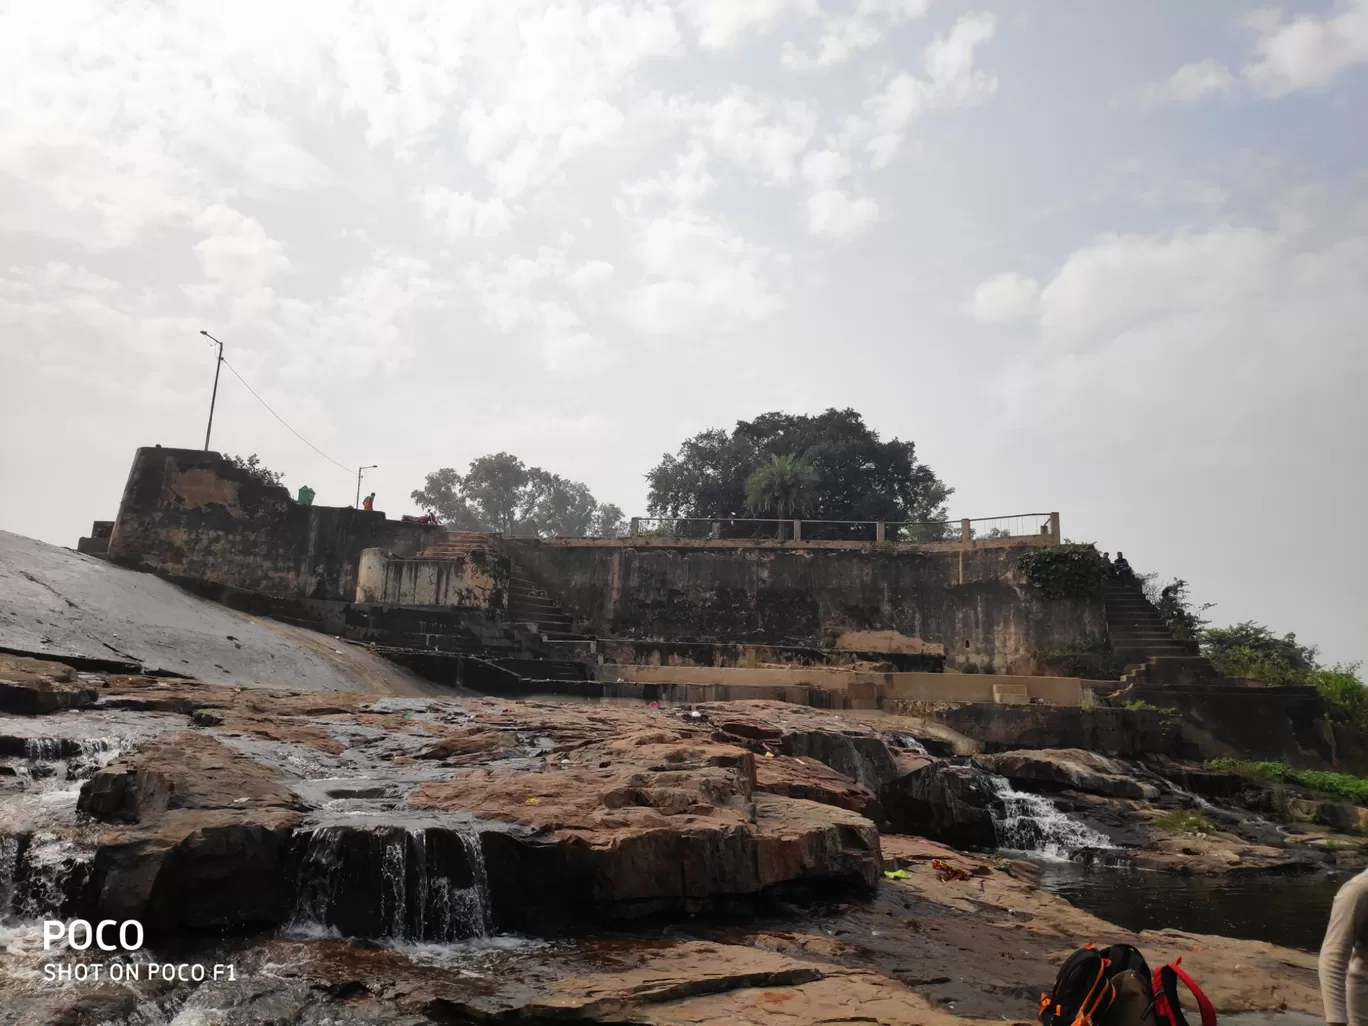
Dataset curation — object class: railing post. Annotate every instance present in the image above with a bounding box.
[960,518,971,543]
[710,521,721,539]
[792,519,802,542]
[875,521,885,543]
[630,517,640,538]
[1049,512,1060,544]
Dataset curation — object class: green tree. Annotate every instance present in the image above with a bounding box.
[745,453,819,538]
[226,453,285,488]
[411,454,624,537]
[646,409,951,539]
[1201,621,1317,677]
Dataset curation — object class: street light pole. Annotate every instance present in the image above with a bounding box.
[199,330,225,451]
[356,465,377,507]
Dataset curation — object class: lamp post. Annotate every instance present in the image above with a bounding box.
[199,331,225,451]
[356,465,377,507]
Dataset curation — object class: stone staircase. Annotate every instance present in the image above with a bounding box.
[404,531,596,683]
[417,531,492,561]
[1103,581,1217,687]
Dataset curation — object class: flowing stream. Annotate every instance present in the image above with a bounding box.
[987,775,1119,860]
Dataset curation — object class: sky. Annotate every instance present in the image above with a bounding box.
[1,0,1364,664]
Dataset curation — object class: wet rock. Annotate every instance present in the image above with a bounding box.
[976,748,1161,800]
[78,731,302,823]
[410,757,881,932]
[882,758,1001,849]
[74,733,306,935]
[0,677,98,715]
[754,753,883,820]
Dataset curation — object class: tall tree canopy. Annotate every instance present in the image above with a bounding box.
[646,409,951,537]
[411,453,625,537]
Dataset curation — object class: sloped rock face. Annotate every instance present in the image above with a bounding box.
[976,748,1162,800]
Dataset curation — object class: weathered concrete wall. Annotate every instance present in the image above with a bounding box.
[502,540,1104,673]
[107,447,438,603]
[355,549,505,609]
[591,663,1085,706]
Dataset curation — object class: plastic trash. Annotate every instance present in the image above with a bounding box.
[883,869,910,880]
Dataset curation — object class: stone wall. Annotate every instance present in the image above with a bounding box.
[501,539,1105,673]
[922,684,1336,768]
[591,663,1086,706]
[355,549,506,609]
[107,447,438,603]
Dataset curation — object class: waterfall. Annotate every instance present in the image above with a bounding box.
[292,825,493,942]
[23,738,63,761]
[988,776,1118,861]
[894,734,929,756]
[0,835,18,918]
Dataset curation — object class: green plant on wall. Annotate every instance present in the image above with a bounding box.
[1017,544,1108,599]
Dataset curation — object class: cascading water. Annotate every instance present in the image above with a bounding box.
[988,776,1118,861]
[0,835,18,918]
[292,824,493,942]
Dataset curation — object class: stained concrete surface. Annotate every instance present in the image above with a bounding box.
[0,530,442,695]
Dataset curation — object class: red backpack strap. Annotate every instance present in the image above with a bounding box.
[1151,959,1217,1026]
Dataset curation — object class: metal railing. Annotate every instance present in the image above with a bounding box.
[627,513,1058,544]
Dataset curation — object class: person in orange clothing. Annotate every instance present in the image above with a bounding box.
[362,492,375,511]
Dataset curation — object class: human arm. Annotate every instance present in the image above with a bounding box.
[1320,877,1368,1024]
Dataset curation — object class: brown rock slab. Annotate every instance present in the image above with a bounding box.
[977,748,1161,799]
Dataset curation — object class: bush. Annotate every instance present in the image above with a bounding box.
[1017,545,1108,599]
[1206,758,1368,806]
[960,661,980,674]
[1037,636,1127,680]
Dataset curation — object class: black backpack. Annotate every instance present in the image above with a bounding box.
[1039,944,1153,1026]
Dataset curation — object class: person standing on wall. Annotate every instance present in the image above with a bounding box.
[1320,866,1368,1026]
[362,492,375,511]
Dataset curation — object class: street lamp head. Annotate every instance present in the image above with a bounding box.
[199,330,208,336]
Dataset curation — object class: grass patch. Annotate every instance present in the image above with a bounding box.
[1122,699,1161,713]
[1206,758,1368,806]
[1153,808,1209,833]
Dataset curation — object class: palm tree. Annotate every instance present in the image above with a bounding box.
[745,453,819,539]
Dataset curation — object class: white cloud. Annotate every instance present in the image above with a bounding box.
[971,272,1040,323]
[699,90,817,185]
[845,12,998,168]
[1242,0,1368,95]
[192,205,292,292]
[1147,2,1368,104]
[1037,226,1281,352]
[782,0,931,71]
[800,148,853,188]
[805,189,880,242]
[1144,58,1237,104]
[679,0,818,50]
[418,187,515,239]
[622,208,785,335]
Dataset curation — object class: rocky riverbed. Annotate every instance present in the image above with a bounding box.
[0,666,1357,1024]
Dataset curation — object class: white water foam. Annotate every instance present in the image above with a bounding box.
[988,776,1119,861]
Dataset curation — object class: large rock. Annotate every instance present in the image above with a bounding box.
[75,734,305,935]
[882,757,1002,849]
[409,736,882,932]
[975,748,1161,799]
[0,677,98,715]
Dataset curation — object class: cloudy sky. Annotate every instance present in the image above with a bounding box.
[1,0,1364,663]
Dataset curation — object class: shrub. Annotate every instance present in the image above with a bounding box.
[1205,758,1368,806]
[1017,545,1108,599]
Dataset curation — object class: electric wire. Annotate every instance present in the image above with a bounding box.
[218,357,353,475]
